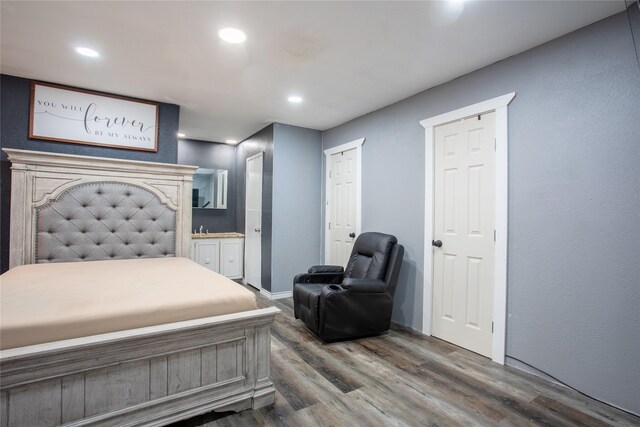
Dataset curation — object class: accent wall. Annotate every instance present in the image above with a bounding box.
[178,138,237,233]
[0,74,180,273]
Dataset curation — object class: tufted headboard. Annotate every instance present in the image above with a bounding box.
[4,149,197,268]
[36,182,176,263]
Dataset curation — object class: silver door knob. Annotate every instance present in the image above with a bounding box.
[255,228,261,233]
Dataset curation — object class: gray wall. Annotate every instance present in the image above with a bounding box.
[0,74,180,273]
[322,11,640,415]
[235,125,274,291]
[178,138,237,233]
[272,123,323,294]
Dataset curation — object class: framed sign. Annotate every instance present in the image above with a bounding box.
[29,82,159,152]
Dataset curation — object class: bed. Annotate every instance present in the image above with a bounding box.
[0,149,279,426]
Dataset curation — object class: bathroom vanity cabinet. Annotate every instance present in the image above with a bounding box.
[191,233,244,279]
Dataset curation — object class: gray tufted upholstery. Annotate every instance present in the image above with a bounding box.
[36,182,176,263]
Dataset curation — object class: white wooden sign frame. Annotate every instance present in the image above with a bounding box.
[29,81,159,152]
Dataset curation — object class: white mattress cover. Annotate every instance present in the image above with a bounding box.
[0,257,257,350]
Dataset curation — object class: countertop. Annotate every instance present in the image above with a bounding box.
[191,232,245,239]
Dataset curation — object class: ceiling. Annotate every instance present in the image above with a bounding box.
[0,1,625,143]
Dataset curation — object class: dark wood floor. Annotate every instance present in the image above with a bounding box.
[175,289,639,427]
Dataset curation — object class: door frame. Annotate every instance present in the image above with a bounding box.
[245,151,263,290]
[420,93,515,364]
[323,138,365,264]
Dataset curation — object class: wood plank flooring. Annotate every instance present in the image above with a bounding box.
[173,289,639,427]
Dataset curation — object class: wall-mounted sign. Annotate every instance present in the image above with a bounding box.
[29,82,159,152]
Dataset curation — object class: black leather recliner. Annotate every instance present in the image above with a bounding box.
[293,232,404,342]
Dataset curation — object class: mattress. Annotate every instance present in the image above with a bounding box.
[0,257,257,350]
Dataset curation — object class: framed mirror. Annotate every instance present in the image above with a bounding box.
[193,168,228,209]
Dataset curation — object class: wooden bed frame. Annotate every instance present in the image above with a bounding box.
[1,149,279,426]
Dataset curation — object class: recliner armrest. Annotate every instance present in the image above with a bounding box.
[341,278,387,293]
[308,265,344,274]
[293,272,344,285]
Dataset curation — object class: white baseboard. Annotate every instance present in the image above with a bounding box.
[260,289,293,300]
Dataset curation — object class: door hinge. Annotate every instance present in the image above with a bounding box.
[494,230,496,242]
[494,138,496,150]
[492,322,494,333]
[328,222,331,230]
[329,170,332,178]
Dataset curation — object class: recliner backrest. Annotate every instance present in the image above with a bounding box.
[344,232,397,281]
[384,243,404,297]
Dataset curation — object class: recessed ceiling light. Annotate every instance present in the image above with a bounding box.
[75,47,99,58]
[288,96,303,103]
[177,133,186,138]
[225,139,238,144]
[218,28,246,44]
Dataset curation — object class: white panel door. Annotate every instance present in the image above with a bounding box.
[245,153,263,289]
[432,112,496,358]
[329,148,357,266]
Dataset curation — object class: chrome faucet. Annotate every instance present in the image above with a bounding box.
[199,225,203,235]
